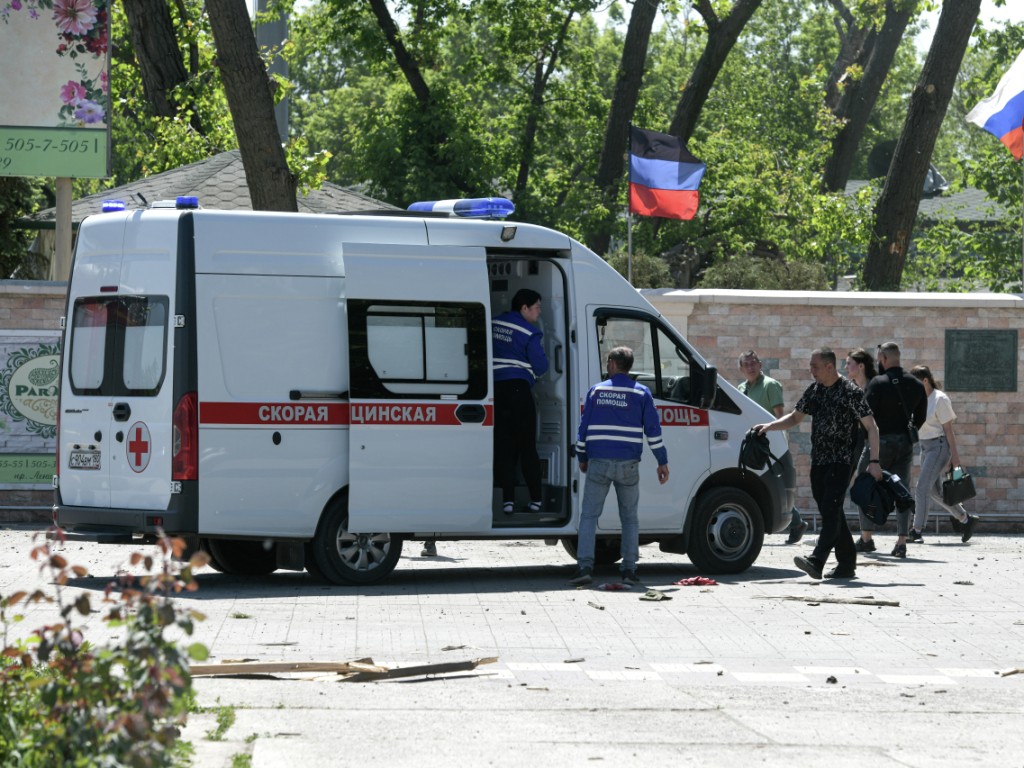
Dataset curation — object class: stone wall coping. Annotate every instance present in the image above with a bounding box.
[0,281,68,297]
[642,288,1024,309]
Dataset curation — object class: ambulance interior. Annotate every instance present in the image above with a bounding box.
[488,255,571,529]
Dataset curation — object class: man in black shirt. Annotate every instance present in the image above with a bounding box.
[856,342,927,558]
[755,347,881,580]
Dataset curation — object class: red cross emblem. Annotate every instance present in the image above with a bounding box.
[127,422,151,473]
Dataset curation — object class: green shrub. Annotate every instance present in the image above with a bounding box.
[0,530,208,767]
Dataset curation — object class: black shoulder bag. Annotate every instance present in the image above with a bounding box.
[890,373,919,444]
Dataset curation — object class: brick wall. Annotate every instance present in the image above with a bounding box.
[647,289,1024,525]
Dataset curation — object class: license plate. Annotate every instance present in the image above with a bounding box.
[68,450,101,470]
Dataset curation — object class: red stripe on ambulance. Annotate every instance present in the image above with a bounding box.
[656,404,709,427]
[200,402,493,426]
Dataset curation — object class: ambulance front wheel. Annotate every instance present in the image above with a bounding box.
[312,498,403,586]
[686,487,764,574]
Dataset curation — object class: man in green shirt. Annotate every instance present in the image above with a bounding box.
[738,350,807,544]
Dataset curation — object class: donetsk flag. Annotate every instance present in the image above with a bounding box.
[966,50,1024,161]
[628,125,706,220]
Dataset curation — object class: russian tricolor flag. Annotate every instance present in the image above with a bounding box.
[966,50,1024,161]
[628,125,706,220]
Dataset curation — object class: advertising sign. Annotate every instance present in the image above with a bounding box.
[0,335,59,487]
[0,0,111,178]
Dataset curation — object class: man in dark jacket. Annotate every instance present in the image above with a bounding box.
[856,341,927,559]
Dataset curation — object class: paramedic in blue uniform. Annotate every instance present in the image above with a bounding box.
[569,346,669,586]
[492,289,549,515]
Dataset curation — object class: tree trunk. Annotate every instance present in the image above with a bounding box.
[822,0,913,192]
[121,0,189,118]
[207,0,297,211]
[587,0,661,255]
[366,0,431,105]
[513,10,575,217]
[668,0,764,145]
[863,0,980,291]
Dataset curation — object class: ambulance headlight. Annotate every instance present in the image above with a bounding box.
[101,200,126,213]
[175,196,200,209]
[408,197,515,220]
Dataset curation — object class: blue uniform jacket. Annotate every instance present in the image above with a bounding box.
[492,311,549,385]
[576,373,668,465]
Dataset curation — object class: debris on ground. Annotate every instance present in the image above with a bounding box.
[639,589,672,601]
[674,576,718,586]
[597,582,629,591]
[756,595,900,607]
[190,656,498,682]
[587,601,605,610]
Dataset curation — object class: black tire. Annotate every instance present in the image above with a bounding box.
[560,537,622,567]
[199,538,227,573]
[304,542,330,582]
[687,487,764,574]
[311,497,402,585]
[204,538,278,576]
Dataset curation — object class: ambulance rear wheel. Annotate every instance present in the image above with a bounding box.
[560,537,622,567]
[687,488,764,574]
[204,539,278,576]
[312,499,402,585]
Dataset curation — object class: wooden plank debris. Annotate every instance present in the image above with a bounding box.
[756,595,900,607]
[190,656,498,681]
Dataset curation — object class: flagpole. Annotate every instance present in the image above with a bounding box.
[627,208,633,285]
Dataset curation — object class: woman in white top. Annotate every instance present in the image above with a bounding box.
[908,365,978,543]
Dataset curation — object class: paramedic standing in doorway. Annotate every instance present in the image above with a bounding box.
[493,289,549,515]
[569,346,669,587]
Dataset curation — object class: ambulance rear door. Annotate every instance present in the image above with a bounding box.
[344,242,492,533]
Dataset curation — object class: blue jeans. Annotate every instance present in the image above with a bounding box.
[577,459,640,572]
[913,436,968,529]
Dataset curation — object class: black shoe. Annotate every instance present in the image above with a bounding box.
[855,537,876,553]
[786,521,808,545]
[568,567,593,586]
[891,543,907,558]
[824,566,857,579]
[962,515,979,543]
[420,541,437,557]
[793,555,823,580]
[950,515,965,533]
[622,571,641,586]
[907,529,924,543]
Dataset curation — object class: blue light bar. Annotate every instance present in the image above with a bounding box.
[176,195,200,209]
[101,200,126,213]
[408,197,515,219]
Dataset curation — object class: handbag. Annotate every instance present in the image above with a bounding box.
[942,467,976,505]
[890,373,920,444]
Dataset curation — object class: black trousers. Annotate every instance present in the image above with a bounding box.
[494,379,542,504]
[810,462,856,569]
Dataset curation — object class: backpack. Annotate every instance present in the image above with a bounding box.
[739,428,781,476]
[850,470,915,525]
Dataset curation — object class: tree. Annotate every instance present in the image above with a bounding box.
[587,0,661,255]
[821,0,916,192]
[863,0,980,290]
[668,0,765,145]
[206,0,297,211]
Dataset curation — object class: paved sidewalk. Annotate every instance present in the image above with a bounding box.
[2,526,1023,766]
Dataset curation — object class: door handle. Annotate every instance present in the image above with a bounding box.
[554,344,563,374]
[455,404,486,424]
[112,402,131,422]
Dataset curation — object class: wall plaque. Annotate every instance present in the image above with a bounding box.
[945,330,1018,392]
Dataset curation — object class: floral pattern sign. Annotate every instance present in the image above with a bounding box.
[0,0,110,177]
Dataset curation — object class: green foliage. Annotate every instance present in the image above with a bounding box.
[0,531,208,767]
[604,247,672,289]
[0,177,48,279]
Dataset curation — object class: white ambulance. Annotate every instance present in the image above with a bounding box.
[54,196,795,584]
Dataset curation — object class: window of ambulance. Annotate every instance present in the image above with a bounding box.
[350,301,488,399]
[69,296,169,396]
[596,315,696,405]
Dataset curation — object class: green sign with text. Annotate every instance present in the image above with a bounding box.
[0,454,55,484]
[1,127,109,178]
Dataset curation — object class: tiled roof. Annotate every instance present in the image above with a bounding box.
[22,150,398,226]
[844,180,1007,223]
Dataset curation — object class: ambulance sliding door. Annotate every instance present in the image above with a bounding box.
[344,243,492,533]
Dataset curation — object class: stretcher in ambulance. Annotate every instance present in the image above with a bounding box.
[54,196,795,584]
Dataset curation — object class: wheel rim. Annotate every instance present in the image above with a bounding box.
[334,530,393,573]
[705,505,753,561]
